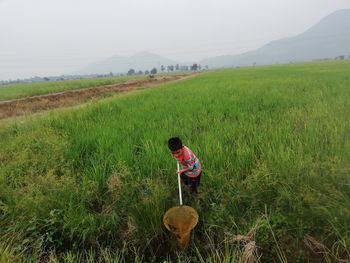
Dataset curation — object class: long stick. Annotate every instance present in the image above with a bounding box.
[177,162,183,205]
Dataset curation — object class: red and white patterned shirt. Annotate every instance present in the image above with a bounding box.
[173,146,201,178]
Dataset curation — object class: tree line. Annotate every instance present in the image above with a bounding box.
[127,64,208,76]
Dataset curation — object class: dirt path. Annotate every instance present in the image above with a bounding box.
[0,74,197,119]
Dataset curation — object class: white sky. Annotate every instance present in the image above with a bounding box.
[1,0,350,80]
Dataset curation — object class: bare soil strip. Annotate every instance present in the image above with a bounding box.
[0,74,196,119]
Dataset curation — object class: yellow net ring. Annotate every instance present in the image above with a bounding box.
[163,205,199,249]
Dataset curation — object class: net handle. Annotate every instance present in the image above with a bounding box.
[177,162,183,205]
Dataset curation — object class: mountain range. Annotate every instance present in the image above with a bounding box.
[78,9,350,74]
[78,52,177,75]
[200,9,350,68]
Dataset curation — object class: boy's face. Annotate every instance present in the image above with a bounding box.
[171,148,183,159]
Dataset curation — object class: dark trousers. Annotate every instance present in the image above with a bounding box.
[180,172,201,194]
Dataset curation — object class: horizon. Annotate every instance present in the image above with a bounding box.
[1,0,350,80]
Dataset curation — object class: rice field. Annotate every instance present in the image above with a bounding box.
[0,75,144,101]
[0,61,349,262]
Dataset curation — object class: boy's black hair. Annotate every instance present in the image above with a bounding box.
[168,137,183,151]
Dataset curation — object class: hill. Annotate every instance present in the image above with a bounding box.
[201,9,350,67]
[78,52,177,74]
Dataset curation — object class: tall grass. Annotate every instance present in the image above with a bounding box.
[0,61,349,262]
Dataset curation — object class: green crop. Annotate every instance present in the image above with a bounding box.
[0,76,144,101]
[0,61,349,262]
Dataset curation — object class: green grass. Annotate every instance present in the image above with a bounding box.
[0,75,145,101]
[0,61,349,262]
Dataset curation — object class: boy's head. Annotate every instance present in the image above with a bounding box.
[168,137,183,158]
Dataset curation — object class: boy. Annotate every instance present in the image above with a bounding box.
[168,137,202,194]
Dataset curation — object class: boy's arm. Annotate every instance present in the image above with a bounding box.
[183,148,196,170]
[176,168,190,174]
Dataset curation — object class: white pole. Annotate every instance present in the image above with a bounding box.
[177,162,183,205]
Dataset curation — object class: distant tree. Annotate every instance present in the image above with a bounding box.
[43,77,50,81]
[180,65,187,71]
[161,65,165,72]
[127,69,136,75]
[109,72,113,76]
[190,63,198,71]
[198,64,201,71]
[150,67,157,74]
[145,70,150,75]
[169,65,174,71]
[205,65,209,70]
[138,70,143,75]
[175,64,179,71]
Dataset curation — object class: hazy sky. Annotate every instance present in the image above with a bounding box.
[1,0,350,80]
